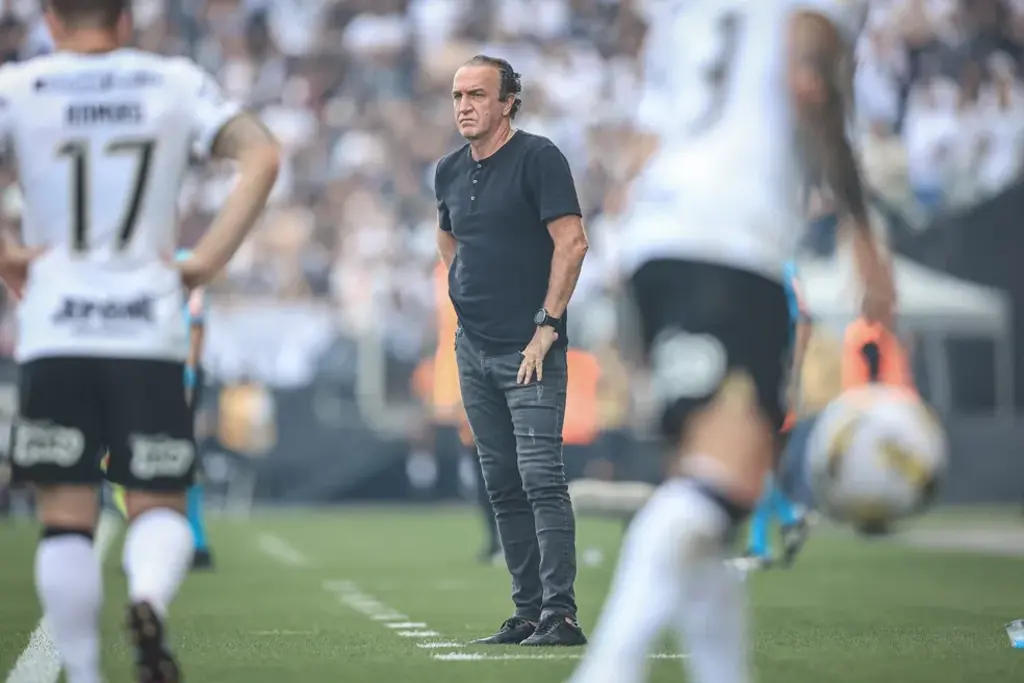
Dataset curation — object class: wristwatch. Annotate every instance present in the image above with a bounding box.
[533,308,561,328]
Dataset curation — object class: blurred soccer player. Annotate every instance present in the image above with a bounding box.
[743,261,812,568]
[566,2,891,682]
[178,248,214,569]
[1,2,279,681]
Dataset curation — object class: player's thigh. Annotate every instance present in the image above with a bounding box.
[10,358,105,487]
[103,358,196,493]
[628,259,790,440]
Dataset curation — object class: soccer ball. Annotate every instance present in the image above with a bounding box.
[806,385,947,527]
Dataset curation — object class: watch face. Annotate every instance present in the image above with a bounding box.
[534,309,546,325]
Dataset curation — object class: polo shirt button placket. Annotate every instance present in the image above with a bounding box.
[471,163,481,202]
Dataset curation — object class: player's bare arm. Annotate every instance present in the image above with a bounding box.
[788,11,867,228]
[789,318,813,411]
[788,11,894,324]
[183,112,280,288]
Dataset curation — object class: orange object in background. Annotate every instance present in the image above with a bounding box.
[420,263,602,449]
[432,263,463,424]
[563,348,599,446]
[842,317,916,392]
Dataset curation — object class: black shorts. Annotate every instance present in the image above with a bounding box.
[189,365,205,418]
[628,259,791,441]
[10,357,196,492]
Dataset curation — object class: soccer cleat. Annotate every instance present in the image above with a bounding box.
[780,518,810,568]
[191,548,214,571]
[732,552,773,572]
[519,615,587,647]
[470,616,537,645]
[126,601,180,683]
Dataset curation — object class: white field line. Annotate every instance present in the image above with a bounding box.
[257,534,310,567]
[273,550,688,664]
[323,580,686,662]
[433,652,688,661]
[323,580,460,647]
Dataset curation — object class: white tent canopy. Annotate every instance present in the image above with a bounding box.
[799,255,1010,334]
[798,254,1014,416]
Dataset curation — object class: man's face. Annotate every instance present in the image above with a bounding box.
[452,65,509,140]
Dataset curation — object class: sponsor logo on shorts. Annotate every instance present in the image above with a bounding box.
[11,421,86,468]
[128,434,194,480]
[649,329,728,402]
[52,295,155,333]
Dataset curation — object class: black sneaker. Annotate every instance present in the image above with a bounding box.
[520,615,587,647]
[780,518,809,568]
[126,601,180,683]
[191,548,215,571]
[470,617,537,645]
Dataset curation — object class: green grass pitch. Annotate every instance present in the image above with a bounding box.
[1,506,1022,682]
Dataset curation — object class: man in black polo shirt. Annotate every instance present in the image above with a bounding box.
[435,55,589,647]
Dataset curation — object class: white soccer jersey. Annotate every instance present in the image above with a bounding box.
[0,49,241,362]
[621,0,864,282]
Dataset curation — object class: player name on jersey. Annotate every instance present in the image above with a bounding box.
[67,102,143,126]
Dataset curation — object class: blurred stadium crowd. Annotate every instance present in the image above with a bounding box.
[0,0,1017,412]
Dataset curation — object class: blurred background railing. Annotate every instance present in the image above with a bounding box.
[1,0,1024,514]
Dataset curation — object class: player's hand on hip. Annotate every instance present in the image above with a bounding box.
[0,243,46,296]
[518,325,558,385]
[851,228,895,327]
[173,253,215,290]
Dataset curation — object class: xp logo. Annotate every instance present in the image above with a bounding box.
[129,435,195,480]
[52,295,155,325]
[11,420,86,468]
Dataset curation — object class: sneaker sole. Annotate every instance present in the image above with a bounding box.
[126,602,180,683]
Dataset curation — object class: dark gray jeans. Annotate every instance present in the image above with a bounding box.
[455,327,577,621]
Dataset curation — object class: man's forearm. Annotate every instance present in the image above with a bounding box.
[542,240,587,319]
[437,228,456,268]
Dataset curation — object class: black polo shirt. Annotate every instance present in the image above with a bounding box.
[435,131,582,354]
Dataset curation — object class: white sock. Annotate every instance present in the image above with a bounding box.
[569,479,748,683]
[35,533,103,683]
[674,553,751,683]
[123,508,194,617]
